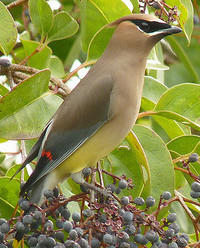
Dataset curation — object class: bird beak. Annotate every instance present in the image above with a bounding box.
[163,25,182,35]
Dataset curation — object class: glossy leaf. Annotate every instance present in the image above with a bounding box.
[106,131,147,198]
[29,0,53,39]
[167,136,200,185]
[146,47,169,70]
[142,77,185,139]
[143,76,168,104]
[0,84,9,96]
[0,177,20,219]
[81,0,131,52]
[0,1,17,55]
[21,39,52,69]
[0,70,63,140]
[133,125,174,209]
[154,83,200,131]
[47,12,79,43]
[130,0,140,13]
[166,36,200,83]
[48,55,65,78]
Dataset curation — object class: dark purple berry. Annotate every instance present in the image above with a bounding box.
[188,153,198,163]
[162,191,171,200]
[134,197,145,206]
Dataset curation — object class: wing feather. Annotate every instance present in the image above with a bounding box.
[20,76,114,194]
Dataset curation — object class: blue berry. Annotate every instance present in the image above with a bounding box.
[91,238,100,248]
[190,190,200,199]
[44,220,53,230]
[134,197,145,206]
[134,234,148,245]
[146,196,155,207]
[188,153,198,163]
[19,200,30,211]
[0,223,10,234]
[15,222,25,232]
[0,59,11,68]
[119,179,128,189]
[165,228,175,238]
[124,224,136,235]
[22,215,33,225]
[145,230,157,242]
[72,212,81,222]
[123,211,134,222]
[168,223,180,234]
[121,196,129,206]
[103,233,113,245]
[106,184,116,193]
[119,242,130,248]
[191,182,200,192]
[162,191,171,200]
[63,221,73,232]
[61,208,71,220]
[78,238,89,248]
[168,243,178,248]
[69,229,78,240]
[28,237,38,247]
[82,167,92,177]
[167,213,177,223]
[82,209,92,218]
[43,189,54,198]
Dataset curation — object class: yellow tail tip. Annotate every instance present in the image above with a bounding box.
[12,239,21,248]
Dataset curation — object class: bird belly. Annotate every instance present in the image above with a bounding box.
[54,114,135,182]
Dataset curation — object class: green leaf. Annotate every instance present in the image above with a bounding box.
[106,131,146,198]
[146,47,169,70]
[21,39,52,69]
[153,111,200,131]
[0,177,20,219]
[167,136,200,185]
[6,163,29,181]
[48,55,65,78]
[0,1,17,55]
[167,135,200,155]
[170,200,194,233]
[0,70,63,140]
[166,36,200,83]
[180,0,194,44]
[130,0,140,13]
[0,84,9,96]
[143,76,168,104]
[81,0,131,52]
[0,152,6,164]
[87,26,115,62]
[153,83,200,131]
[133,125,174,212]
[29,0,53,39]
[47,12,79,43]
[141,77,185,139]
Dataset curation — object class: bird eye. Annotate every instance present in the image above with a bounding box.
[140,21,150,31]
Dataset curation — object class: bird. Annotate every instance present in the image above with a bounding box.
[13,14,181,205]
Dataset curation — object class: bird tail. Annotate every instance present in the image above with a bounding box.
[20,175,48,205]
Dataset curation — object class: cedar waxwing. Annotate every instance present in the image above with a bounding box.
[14,14,181,205]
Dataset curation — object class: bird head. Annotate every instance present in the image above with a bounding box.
[106,14,182,58]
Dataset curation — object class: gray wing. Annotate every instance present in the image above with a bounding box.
[20,76,114,194]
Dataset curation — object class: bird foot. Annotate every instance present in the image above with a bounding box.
[82,181,113,198]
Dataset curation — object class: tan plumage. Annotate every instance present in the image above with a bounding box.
[14,14,181,204]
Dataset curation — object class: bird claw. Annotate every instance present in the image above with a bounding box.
[82,182,113,198]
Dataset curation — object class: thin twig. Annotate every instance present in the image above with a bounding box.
[7,0,27,10]
[63,61,95,83]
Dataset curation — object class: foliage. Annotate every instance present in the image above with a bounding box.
[0,0,199,247]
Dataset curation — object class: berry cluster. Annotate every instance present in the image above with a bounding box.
[0,173,192,248]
